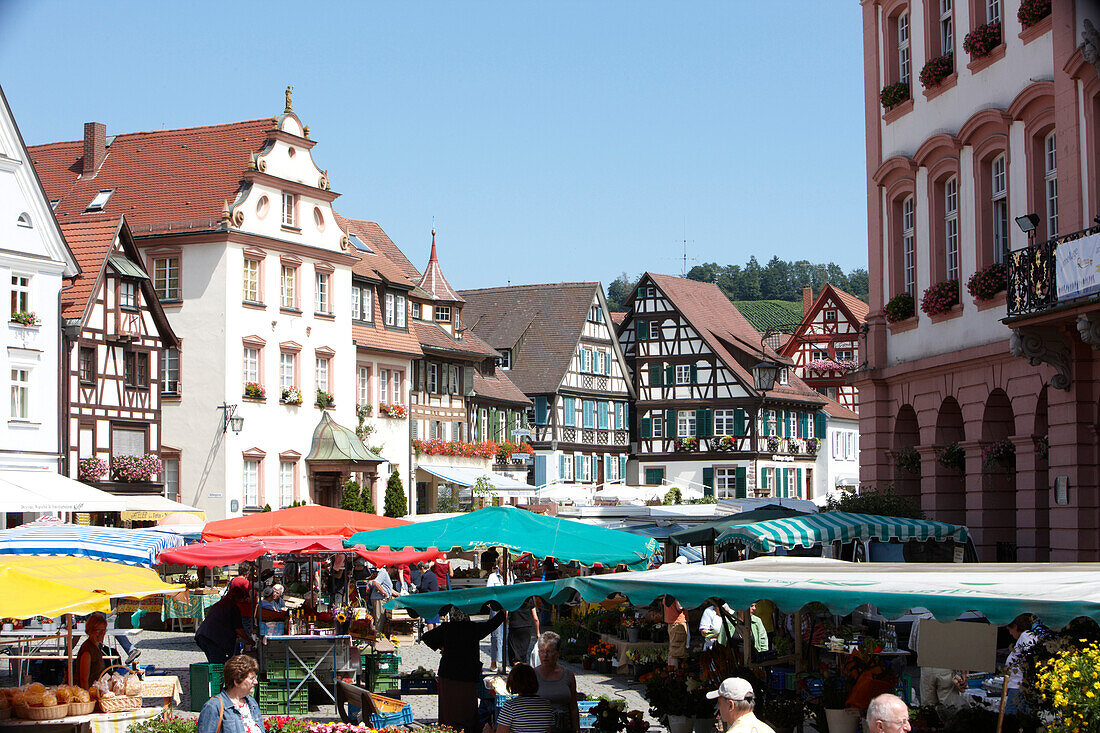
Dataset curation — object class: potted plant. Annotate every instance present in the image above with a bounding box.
[624,618,640,643]
[762,689,807,733]
[967,262,1008,301]
[591,699,628,733]
[281,386,303,405]
[244,381,265,399]
[937,442,965,472]
[919,53,953,88]
[963,21,1002,58]
[983,438,1016,469]
[820,676,859,733]
[879,81,910,110]
[806,437,821,455]
[713,435,735,452]
[894,446,921,475]
[78,457,109,483]
[10,311,40,326]
[112,454,161,482]
[920,279,960,317]
[1035,434,1049,461]
[884,292,915,323]
[315,389,334,408]
[675,437,698,452]
[766,435,781,453]
[624,710,650,733]
[1017,0,1051,28]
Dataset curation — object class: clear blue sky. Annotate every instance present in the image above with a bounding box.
[1,1,868,290]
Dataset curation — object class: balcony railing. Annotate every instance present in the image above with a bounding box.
[1008,225,1100,317]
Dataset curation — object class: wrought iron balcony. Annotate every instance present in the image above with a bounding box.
[1008,224,1100,318]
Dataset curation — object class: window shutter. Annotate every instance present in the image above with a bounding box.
[760,467,767,491]
[705,409,713,438]
[665,364,675,385]
[575,454,584,480]
[690,363,698,384]
[417,361,426,391]
[604,454,612,480]
[562,397,573,427]
[796,468,803,499]
[592,455,599,481]
[780,410,788,437]
[583,400,594,428]
[489,408,499,440]
[442,364,450,393]
[463,366,475,396]
[735,466,747,499]
[559,455,566,480]
[666,409,677,438]
[650,363,662,386]
[605,352,612,375]
[635,319,647,340]
[619,455,626,478]
[695,409,705,438]
[815,411,828,437]
[534,455,547,486]
[799,413,808,438]
[780,467,788,498]
[641,416,651,439]
[535,396,548,425]
[734,408,746,436]
[702,467,714,498]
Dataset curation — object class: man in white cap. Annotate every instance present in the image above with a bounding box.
[706,677,774,733]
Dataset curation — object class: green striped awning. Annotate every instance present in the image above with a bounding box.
[714,512,969,553]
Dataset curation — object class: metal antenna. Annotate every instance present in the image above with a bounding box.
[665,221,696,276]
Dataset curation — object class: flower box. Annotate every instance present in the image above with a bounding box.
[806,359,858,374]
[1017,0,1051,28]
[78,457,109,483]
[766,436,781,453]
[884,293,915,323]
[805,437,821,455]
[10,311,40,327]
[919,54,953,89]
[674,437,698,453]
[112,454,161,482]
[244,382,265,400]
[967,263,1008,302]
[920,280,960,317]
[894,446,920,474]
[937,442,965,472]
[713,435,736,452]
[315,389,335,408]
[281,386,303,405]
[413,439,498,459]
[963,21,1001,58]
[879,81,910,110]
[983,438,1016,468]
[378,403,407,419]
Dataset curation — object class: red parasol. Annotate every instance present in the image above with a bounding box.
[201,505,409,540]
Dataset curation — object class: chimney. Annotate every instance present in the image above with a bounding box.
[803,286,813,316]
[83,122,106,176]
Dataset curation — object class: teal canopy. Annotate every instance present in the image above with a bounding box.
[389,557,1100,629]
[345,506,659,570]
[714,512,969,553]
[669,505,809,547]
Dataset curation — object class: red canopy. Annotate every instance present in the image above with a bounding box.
[201,505,409,541]
[359,548,444,568]
[157,536,444,568]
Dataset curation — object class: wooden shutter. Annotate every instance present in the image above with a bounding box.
[535,396,548,425]
[559,455,566,479]
[605,352,612,375]
[635,319,648,339]
[760,467,767,492]
[735,466,747,498]
[598,402,609,429]
[690,363,698,384]
[574,454,584,480]
[780,468,788,498]
[417,361,426,391]
[798,413,808,438]
[796,468,803,499]
[562,397,574,427]
[815,411,828,437]
[583,400,594,428]
[702,467,714,498]
[705,409,713,437]
[780,410,788,438]
[666,409,677,438]
[489,408,499,440]
[650,363,662,386]
[463,366,475,396]
[619,456,626,479]
[734,408,746,436]
[640,416,651,438]
[665,364,675,385]
[534,455,547,486]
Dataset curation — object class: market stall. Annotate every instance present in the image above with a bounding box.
[0,525,184,568]
[201,505,409,541]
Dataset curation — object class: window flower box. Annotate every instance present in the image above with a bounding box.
[10,311,40,327]
[879,81,910,110]
[112,454,161,482]
[983,438,1016,469]
[805,437,821,455]
[919,53,953,88]
[674,437,698,453]
[766,436,781,453]
[967,263,1008,301]
[884,293,915,323]
[244,382,265,400]
[963,21,1002,58]
[357,403,373,418]
[713,435,736,452]
[496,440,534,460]
[78,457,109,483]
[413,439,498,459]
[920,280,960,317]
[281,386,303,405]
[378,402,407,419]
[806,359,859,374]
[315,389,335,408]
[1017,0,1051,28]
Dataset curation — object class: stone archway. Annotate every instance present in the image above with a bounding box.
[980,389,1017,561]
[1023,387,1050,561]
[933,397,966,526]
[892,405,920,501]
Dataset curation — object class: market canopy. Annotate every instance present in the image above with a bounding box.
[347,505,659,569]
[0,524,185,567]
[158,535,445,568]
[119,494,205,522]
[390,556,1100,628]
[0,555,186,618]
[419,465,535,499]
[202,505,410,540]
[669,505,811,547]
[0,469,128,512]
[714,512,969,553]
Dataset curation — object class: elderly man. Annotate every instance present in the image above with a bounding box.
[706,677,774,733]
[867,694,912,733]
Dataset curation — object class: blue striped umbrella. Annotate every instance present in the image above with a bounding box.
[714,512,969,553]
[0,524,185,567]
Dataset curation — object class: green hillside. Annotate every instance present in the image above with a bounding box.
[732,300,804,333]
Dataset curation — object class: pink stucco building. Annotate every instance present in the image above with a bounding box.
[855,0,1100,561]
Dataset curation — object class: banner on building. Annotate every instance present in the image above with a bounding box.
[1056,232,1100,301]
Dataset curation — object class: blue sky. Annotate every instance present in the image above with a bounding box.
[0,1,867,290]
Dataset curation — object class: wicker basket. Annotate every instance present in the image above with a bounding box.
[68,701,97,716]
[0,707,11,720]
[15,704,70,720]
[97,696,142,713]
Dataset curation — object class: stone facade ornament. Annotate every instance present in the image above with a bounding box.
[1077,313,1100,350]
[285,85,293,112]
[1010,326,1072,390]
[1084,20,1100,75]
[319,170,329,191]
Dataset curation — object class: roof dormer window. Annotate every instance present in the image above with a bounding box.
[86,189,113,212]
[49,200,59,210]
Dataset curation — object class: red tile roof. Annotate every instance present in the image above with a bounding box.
[58,217,124,321]
[29,119,273,232]
[473,365,531,406]
[416,233,464,303]
[412,320,500,360]
[646,273,825,405]
[610,311,627,326]
[826,284,870,324]
[822,397,859,421]
[334,214,421,288]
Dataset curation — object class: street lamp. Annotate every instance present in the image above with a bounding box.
[752,361,781,393]
[219,403,245,434]
[1015,213,1040,240]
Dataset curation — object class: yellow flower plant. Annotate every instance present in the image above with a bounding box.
[1034,640,1100,732]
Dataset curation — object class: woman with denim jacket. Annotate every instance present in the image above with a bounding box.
[197,656,264,733]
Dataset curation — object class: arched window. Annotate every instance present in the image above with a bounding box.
[898,11,911,85]
[944,176,959,281]
[16,212,31,228]
[902,196,916,295]
[991,154,1009,263]
[1044,132,1058,237]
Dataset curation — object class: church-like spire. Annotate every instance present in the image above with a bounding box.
[417,224,464,303]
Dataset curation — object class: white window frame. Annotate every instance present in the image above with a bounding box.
[778,368,789,385]
[385,293,395,325]
[10,274,30,317]
[939,0,953,55]
[435,305,451,323]
[450,365,460,396]
[281,265,297,309]
[992,155,1009,264]
[608,455,619,481]
[314,271,329,314]
[787,468,797,498]
[10,367,30,420]
[394,293,406,328]
[281,192,296,227]
[120,280,138,309]
[652,415,664,438]
[279,461,295,508]
[380,369,389,403]
[243,258,260,302]
[153,256,180,300]
[675,364,691,385]
[111,427,145,458]
[678,411,696,438]
[714,409,736,436]
[1044,132,1058,237]
[280,352,296,391]
[986,0,1000,24]
[945,176,959,281]
[499,349,511,370]
[243,459,260,507]
[86,189,113,211]
[902,196,916,295]
[358,365,371,405]
[898,11,911,85]
[580,454,592,482]
[242,346,260,385]
[715,467,737,500]
[315,356,329,394]
[162,348,180,394]
[163,458,180,502]
[392,371,403,404]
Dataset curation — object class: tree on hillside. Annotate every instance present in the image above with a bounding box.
[383,470,407,518]
[683,256,868,304]
[606,272,639,311]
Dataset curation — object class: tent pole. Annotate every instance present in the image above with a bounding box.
[996,676,1009,733]
[793,609,803,673]
[65,614,73,684]
[502,547,510,672]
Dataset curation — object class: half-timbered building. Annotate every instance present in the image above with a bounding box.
[459,282,634,487]
[779,284,868,413]
[59,216,180,499]
[617,273,827,499]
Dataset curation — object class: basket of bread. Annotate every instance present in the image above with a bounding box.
[0,689,10,720]
[58,684,96,715]
[92,665,143,713]
[6,682,71,720]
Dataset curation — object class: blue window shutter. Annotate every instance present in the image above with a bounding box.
[624,403,629,429]
[796,468,803,499]
[562,397,573,427]
[534,455,546,486]
[583,400,594,428]
[598,402,608,430]
[615,403,623,430]
[641,416,652,438]
[816,411,828,437]
[650,363,662,386]
[575,454,584,479]
[535,396,548,425]
[558,454,566,480]
[666,409,677,438]
[619,455,626,478]
[605,352,612,375]
[702,467,714,498]
[592,455,599,480]
[735,466,747,498]
[604,454,612,479]
[799,413,808,438]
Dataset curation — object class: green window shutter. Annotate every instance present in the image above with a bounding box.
[690,364,698,384]
[635,319,648,339]
[760,467,767,491]
[816,412,828,437]
[641,416,652,438]
[798,413,808,438]
[734,408,746,437]
[463,365,475,396]
[735,466,747,499]
[650,363,662,387]
[665,364,675,385]
[796,468,803,499]
[706,409,713,438]
[780,467,788,498]
[489,408,499,440]
[695,409,706,438]
[702,467,714,499]
[535,397,548,425]
[666,409,677,438]
[780,410,788,438]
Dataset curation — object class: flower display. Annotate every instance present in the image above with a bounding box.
[587,641,616,660]
[884,293,915,323]
[879,81,910,110]
[111,454,161,482]
[713,434,736,452]
[496,440,534,460]
[1036,434,1050,462]
[674,436,698,452]
[805,437,821,454]
[1034,640,1100,731]
[315,389,335,408]
[967,262,1008,301]
[378,403,407,418]
[78,457,109,482]
[244,381,265,399]
[919,53,953,88]
[10,311,40,326]
[983,437,1016,468]
[1017,0,1051,28]
[920,279,960,317]
[895,446,920,474]
[937,442,965,472]
[806,359,858,374]
[767,435,781,453]
[413,439,499,459]
[963,21,1002,58]
[281,386,303,405]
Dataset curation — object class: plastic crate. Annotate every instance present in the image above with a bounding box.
[496,693,516,709]
[577,700,599,714]
[267,667,308,681]
[363,652,400,676]
[259,697,309,716]
[580,715,596,729]
[189,663,224,711]
[368,693,413,728]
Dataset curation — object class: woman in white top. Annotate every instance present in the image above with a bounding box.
[487,557,509,671]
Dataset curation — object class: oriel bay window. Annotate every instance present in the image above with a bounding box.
[120,280,138,310]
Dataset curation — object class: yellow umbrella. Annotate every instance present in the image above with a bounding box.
[0,556,186,618]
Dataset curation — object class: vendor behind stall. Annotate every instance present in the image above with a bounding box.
[75,613,107,688]
[196,586,253,664]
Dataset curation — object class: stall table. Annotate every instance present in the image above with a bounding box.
[0,630,142,685]
[598,633,665,674]
[262,634,360,705]
[0,706,163,733]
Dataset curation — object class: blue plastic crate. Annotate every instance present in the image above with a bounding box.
[496,694,516,708]
[580,714,596,729]
[370,705,414,727]
[577,700,599,713]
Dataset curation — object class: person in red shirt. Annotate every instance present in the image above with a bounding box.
[433,554,453,590]
[229,563,255,635]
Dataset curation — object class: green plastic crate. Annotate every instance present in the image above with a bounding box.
[362,652,400,676]
[267,668,308,681]
[190,663,224,711]
[370,675,400,694]
[259,697,308,716]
